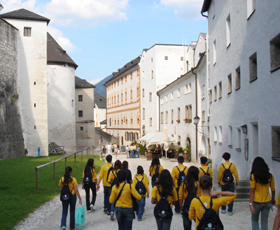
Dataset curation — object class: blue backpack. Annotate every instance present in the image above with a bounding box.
[152,165,160,185]
[153,186,173,219]
[60,178,73,202]
[182,185,198,217]
[84,169,93,185]
[222,163,233,183]
[176,166,187,187]
[200,167,210,177]
[111,171,118,186]
[135,176,146,195]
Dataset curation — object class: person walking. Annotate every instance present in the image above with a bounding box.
[102,145,107,156]
[132,165,150,221]
[109,170,142,230]
[250,157,275,230]
[136,145,140,158]
[82,159,99,213]
[97,155,113,215]
[126,145,130,158]
[151,169,178,230]
[218,152,239,216]
[189,175,237,229]
[179,166,200,230]
[122,161,132,184]
[273,192,280,230]
[171,155,188,214]
[199,156,213,179]
[149,156,164,187]
[107,143,111,155]
[59,166,82,230]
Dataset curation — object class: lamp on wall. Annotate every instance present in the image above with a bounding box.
[241,124,247,134]
[193,116,200,125]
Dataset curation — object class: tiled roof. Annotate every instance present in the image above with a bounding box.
[100,119,107,124]
[200,33,207,39]
[94,92,106,108]
[104,56,140,85]
[0,8,50,24]
[47,33,78,69]
[75,76,95,89]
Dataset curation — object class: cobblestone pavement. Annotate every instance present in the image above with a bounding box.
[16,153,276,230]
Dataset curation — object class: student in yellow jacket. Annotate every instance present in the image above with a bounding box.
[149,156,164,187]
[199,156,213,179]
[189,175,237,229]
[273,192,280,230]
[250,157,275,230]
[109,170,142,230]
[151,169,178,230]
[218,152,239,215]
[171,156,188,214]
[107,159,122,221]
[132,165,150,221]
[97,155,113,214]
[59,166,82,230]
[179,166,200,230]
[82,158,99,213]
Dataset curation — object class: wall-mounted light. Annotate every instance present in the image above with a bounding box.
[241,124,247,134]
[193,116,200,125]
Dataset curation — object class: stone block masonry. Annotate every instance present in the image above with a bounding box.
[0,19,25,159]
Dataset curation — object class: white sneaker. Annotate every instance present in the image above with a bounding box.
[221,210,227,214]
[61,227,66,230]
[90,204,95,211]
[228,212,233,216]
[87,209,92,213]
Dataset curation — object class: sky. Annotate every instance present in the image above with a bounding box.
[1,0,207,85]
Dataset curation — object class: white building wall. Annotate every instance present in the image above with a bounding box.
[206,0,280,187]
[4,19,49,156]
[94,106,106,128]
[47,64,76,153]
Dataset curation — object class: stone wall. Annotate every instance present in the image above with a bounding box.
[0,19,25,159]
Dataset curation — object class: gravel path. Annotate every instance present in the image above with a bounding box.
[15,154,276,230]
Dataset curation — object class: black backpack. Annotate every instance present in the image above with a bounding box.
[152,165,160,185]
[84,169,93,185]
[135,176,146,195]
[154,186,173,219]
[111,171,118,186]
[222,163,233,183]
[60,178,73,202]
[176,166,187,187]
[106,165,113,184]
[182,185,198,217]
[196,197,224,230]
[200,167,210,177]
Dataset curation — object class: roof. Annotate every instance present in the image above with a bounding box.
[0,8,50,24]
[200,33,207,39]
[201,0,212,13]
[142,44,186,53]
[75,76,95,89]
[47,33,78,69]
[104,56,141,85]
[100,119,107,125]
[94,92,106,108]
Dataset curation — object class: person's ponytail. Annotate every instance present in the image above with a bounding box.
[116,170,127,188]
[64,166,73,184]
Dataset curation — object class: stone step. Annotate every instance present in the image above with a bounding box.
[236,187,251,193]
[238,180,250,186]
[235,198,250,202]
[236,192,250,199]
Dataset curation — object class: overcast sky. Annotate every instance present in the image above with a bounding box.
[1,0,207,84]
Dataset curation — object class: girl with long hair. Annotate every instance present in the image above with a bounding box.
[122,160,132,184]
[109,170,142,230]
[82,158,99,213]
[59,166,82,230]
[189,175,236,229]
[149,156,164,187]
[250,157,275,230]
[179,166,200,230]
[151,169,178,230]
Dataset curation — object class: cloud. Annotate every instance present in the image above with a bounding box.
[1,0,36,12]
[89,77,105,85]
[161,0,203,21]
[44,0,129,27]
[47,26,75,52]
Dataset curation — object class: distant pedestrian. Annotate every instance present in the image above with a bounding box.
[59,166,82,230]
[250,157,275,230]
[122,160,132,184]
[82,159,99,213]
[107,143,111,155]
[109,170,142,230]
[218,152,239,216]
[273,192,280,230]
[151,169,178,230]
[126,145,130,158]
[149,156,164,187]
[136,145,140,158]
[102,145,106,155]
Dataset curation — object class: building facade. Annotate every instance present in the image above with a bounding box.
[94,92,106,128]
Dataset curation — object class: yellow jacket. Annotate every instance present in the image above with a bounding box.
[149,165,164,177]
[108,169,120,184]
[198,166,213,179]
[151,185,178,209]
[58,177,78,194]
[218,162,239,185]
[171,165,188,189]
[82,167,97,183]
[98,163,113,187]
[179,181,201,206]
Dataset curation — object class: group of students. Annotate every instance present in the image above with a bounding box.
[58,152,280,230]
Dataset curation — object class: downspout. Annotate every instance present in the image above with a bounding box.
[157,92,160,132]
[191,67,198,162]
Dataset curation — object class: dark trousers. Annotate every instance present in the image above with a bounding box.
[115,207,134,230]
[221,182,235,212]
[104,186,111,211]
[174,187,180,213]
[84,183,96,211]
[61,194,76,229]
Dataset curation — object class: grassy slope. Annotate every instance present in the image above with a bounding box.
[0,155,104,230]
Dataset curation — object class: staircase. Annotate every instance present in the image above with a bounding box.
[95,128,119,144]
[235,180,250,202]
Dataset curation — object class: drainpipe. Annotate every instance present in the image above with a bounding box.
[191,67,198,162]
[157,92,160,132]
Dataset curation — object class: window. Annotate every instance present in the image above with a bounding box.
[121,93,123,102]
[151,71,153,79]
[213,40,217,65]
[185,105,192,120]
[177,107,180,121]
[117,95,119,103]
[151,57,153,62]
[34,82,36,85]
[131,118,133,124]
[130,73,133,79]
[202,111,205,123]
[270,33,280,71]
[171,109,174,123]
[160,98,163,105]
[247,0,256,19]
[235,67,241,90]
[109,118,111,126]
[24,27,31,37]
[228,74,232,94]
[34,125,36,129]
[219,126,222,143]
[142,89,144,97]
[181,57,183,61]
[130,89,133,100]
[121,78,123,84]
[219,81,222,99]
[189,83,192,92]
[149,92,152,102]
[177,88,180,97]
[214,126,217,142]
[272,126,280,159]
[125,132,129,141]
[125,90,127,101]
[137,69,140,76]
[80,127,83,131]
[161,112,164,124]
[78,95,83,101]
[236,128,241,151]
[34,103,36,107]
[214,86,217,101]
[165,95,168,103]
[228,126,232,147]
[226,15,231,47]
[150,118,152,126]
[209,89,212,103]
[143,108,145,120]
[165,56,168,60]
[170,92,173,101]
[249,52,257,82]
[125,76,127,82]
[185,84,188,94]
[166,111,168,124]
[78,110,83,117]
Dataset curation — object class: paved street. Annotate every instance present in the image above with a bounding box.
[16,153,276,230]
